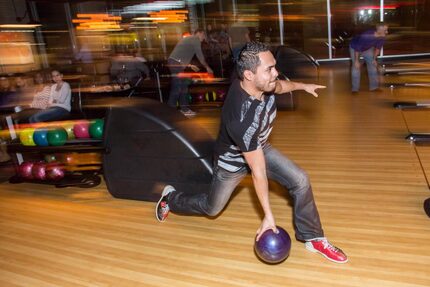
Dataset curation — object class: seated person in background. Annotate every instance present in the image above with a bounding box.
[12,72,51,122]
[0,77,15,109]
[110,49,150,87]
[29,72,51,110]
[6,74,33,109]
[29,70,71,123]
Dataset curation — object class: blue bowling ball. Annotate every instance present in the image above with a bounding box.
[254,226,291,264]
[33,128,49,146]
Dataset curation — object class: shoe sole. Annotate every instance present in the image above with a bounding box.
[155,185,175,222]
[305,244,349,264]
[182,113,196,117]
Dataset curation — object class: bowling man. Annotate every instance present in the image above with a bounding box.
[156,42,348,263]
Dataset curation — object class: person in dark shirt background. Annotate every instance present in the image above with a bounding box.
[349,22,388,93]
[156,41,348,264]
[167,29,214,117]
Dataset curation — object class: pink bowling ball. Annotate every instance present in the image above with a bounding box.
[32,162,47,180]
[73,121,90,138]
[18,161,34,179]
[46,162,65,181]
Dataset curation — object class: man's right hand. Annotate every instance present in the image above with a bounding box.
[256,215,277,241]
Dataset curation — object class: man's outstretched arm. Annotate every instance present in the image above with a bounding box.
[274,80,326,98]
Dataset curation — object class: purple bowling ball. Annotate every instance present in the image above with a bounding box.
[254,226,291,264]
[18,161,34,179]
[46,162,65,181]
[32,162,47,180]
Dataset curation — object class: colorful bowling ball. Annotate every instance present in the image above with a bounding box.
[32,161,47,180]
[254,226,291,264]
[18,161,34,179]
[19,128,36,146]
[58,153,76,165]
[62,123,75,140]
[47,127,68,146]
[33,128,49,146]
[46,162,65,181]
[195,93,205,103]
[89,119,104,139]
[73,121,90,138]
[44,154,57,163]
[205,91,217,102]
[217,91,226,101]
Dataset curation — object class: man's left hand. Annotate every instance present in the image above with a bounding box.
[304,84,326,98]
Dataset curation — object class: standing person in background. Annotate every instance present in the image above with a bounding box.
[167,29,214,117]
[29,70,71,123]
[228,18,250,62]
[349,22,388,93]
[110,49,150,87]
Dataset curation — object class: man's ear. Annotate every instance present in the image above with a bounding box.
[243,70,254,82]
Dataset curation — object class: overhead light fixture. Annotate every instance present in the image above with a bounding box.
[123,1,185,14]
[72,13,122,31]
[132,10,188,24]
[0,24,41,29]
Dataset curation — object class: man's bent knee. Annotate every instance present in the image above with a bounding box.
[205,205,224,217]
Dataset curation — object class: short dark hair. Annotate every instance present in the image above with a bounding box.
[236,41,270,80]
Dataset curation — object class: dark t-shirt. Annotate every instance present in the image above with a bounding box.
[215,80,277,172]
[350,29,385,52]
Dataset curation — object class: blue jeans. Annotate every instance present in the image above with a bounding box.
[29,107,69,123]
[167,58,189,109]
[168,145,324,241]
[350,46,379,91]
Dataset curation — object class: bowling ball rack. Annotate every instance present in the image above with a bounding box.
[7,138,105,188]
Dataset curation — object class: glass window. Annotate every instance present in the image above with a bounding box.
[331,1,382,58]
[383,0,430,55]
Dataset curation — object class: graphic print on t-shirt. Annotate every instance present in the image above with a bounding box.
[215,80,277,172]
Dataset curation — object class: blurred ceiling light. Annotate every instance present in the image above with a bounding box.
[359,5,398,10]
[0,29,34,33]
[133,17,167,21]
[367,9,372,14]
[359,10,365,16]
[130,26,157,29]
[123,0,212,14]
[132,10,188,24]
[0,24,41,28]
[123,1,185,13]
[72,14,122,31]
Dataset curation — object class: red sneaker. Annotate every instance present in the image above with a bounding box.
[155,185,175,222]
[305,238,348,263]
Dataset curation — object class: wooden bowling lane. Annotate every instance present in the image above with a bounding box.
[0,64,429,287]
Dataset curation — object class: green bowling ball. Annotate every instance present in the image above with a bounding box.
[44,154,57,163]
[47,127,68,146]
[89,119,104,139]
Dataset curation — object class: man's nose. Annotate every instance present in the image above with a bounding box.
[273,68,279,79]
